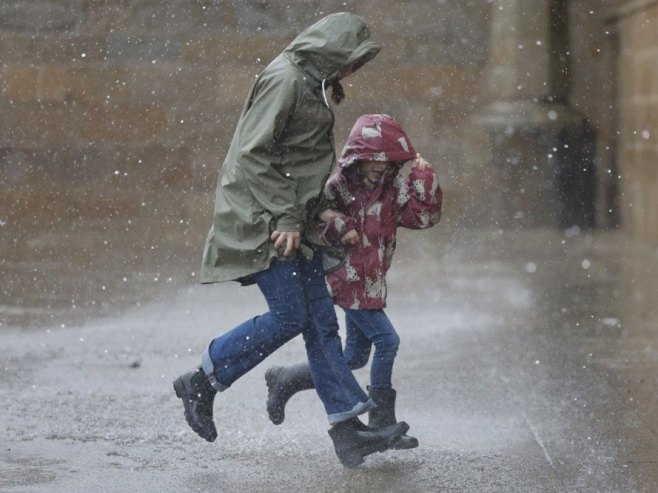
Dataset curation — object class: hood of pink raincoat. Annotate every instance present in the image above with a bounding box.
[337,114,417,168]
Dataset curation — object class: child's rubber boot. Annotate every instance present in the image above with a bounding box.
[368,387,419,449]
[265,363,315,425]
[173,367,218,442]
[328,417,410,467]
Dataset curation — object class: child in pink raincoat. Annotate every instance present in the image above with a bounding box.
[265,114,442,449]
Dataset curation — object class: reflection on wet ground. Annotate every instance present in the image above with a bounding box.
[1,188,658,491]
[391,225,658,492]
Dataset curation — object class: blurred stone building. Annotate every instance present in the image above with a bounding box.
[0,0,656,246]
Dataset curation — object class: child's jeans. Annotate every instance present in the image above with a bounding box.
[343,309,400,390]
[201,251,373,424]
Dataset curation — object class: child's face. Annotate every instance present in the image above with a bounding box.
[359,160,398,184]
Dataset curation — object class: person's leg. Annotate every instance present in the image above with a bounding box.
[298,254,409,465]
[344,309,418,449]
[174,257,308,442]
[176,253,410,462]
[265,275,388,424]
[202,257,308,388]
[343,310,372,371]
[343,309,399,390]
[297,254,373,422]
[264,309,372,426]
[265,361,315,425]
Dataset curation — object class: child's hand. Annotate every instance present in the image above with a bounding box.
[340,229,360,246]
[412,153,433,170]
[319,208,339,222]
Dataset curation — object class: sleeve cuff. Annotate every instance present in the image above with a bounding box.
[409,166,436,180]
[321,215,357,246]
[274,215,303,232]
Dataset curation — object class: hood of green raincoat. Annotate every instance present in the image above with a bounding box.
[283,12,381,84]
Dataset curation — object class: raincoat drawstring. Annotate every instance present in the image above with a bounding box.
[321,78,329,107]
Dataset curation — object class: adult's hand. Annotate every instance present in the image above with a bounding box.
[271,230,301,257]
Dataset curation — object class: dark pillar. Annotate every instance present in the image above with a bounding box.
[476,0,596,228]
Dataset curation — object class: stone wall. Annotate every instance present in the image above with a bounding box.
[0,1,628,240]
[0,1,490,238]
[612,0,658,246]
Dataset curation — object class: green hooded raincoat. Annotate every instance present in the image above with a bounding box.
[201,12,381,284]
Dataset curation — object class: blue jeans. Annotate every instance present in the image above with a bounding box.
[343,309,400,390]
[201,252,374,424]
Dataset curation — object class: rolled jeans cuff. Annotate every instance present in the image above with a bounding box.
[201,346,228,392]
[327,398,377,425]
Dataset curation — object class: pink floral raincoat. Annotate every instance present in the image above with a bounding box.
[321,114,442,309]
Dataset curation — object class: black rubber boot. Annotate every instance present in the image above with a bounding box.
[368,387,419,450]
[328,417,410,467]
[173,367,218,442]
[265,363,315,425]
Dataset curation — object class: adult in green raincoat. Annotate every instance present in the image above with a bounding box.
[173,12,409,467]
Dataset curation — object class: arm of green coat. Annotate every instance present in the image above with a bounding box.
[235,74,303,232]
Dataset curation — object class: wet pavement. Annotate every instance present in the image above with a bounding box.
[1,224,658,492]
